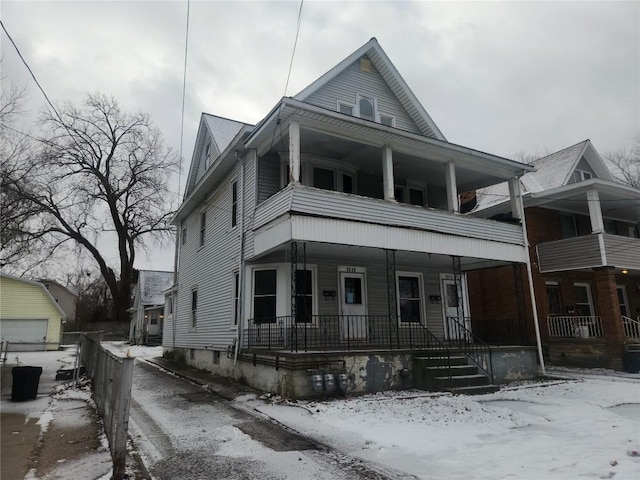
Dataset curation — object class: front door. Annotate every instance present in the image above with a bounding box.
[339,269,367,340]
[440,275,471,341]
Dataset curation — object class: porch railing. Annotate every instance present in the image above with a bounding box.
[243,315,451,354]
[547,315,603,338]
[445,316,494,383]
[623,316,640,341]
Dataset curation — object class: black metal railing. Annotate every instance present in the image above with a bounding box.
[244,315,453,354]
[445,316,494,383]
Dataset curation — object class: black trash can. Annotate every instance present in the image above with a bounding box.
[11,366,43,401]
[623,344,640,374]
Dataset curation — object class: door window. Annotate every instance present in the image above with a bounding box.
[253,269,277,323]
[344,277,362,305]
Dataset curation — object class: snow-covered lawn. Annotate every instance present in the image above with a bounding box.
[244,375,640,480]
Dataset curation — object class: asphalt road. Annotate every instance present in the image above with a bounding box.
[129,360,411,480]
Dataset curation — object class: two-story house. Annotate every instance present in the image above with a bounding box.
[468,140,640,369]
[167,38,539,398]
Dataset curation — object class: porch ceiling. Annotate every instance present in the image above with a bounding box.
[251,241,515,272]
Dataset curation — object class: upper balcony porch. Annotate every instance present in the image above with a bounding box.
[245,99,534,264]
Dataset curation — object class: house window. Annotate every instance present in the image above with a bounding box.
[617,286,629,317]
[572,169,593,183]
[231,180,238,227]
[233,271,239,326]
[294,269,313,323]
[342,174,354,194]
[604,220,616,235]
[546,284,562,315]
[313,167,335,191]
[191,289,198,329]
[181,225,187,245]
[199,211,206,247]
[629,226,639,238]
[573,283,593,316]
[397,274,423,324]
[409,187,425,206]
[338,102,354,116]
[358,96,376,121]
[204,143,211,169]
[559,214,577,238]
[150,312,158,325]
[380,114,395,127]
[395,185,426,206]
[253,269,277,324]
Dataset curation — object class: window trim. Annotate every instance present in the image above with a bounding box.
[300,155,357,194]
[379,113,395,127]
[573,282,594,317]
[395,271,425,326]
[181,224,187,246]
[204,142,211,169]
[573,169,593,182]
[251,267,278,324]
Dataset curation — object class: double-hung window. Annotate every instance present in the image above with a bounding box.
[357,96,376,121]
[397,274,423,324]
[191,289,198,329]
[231,180,238,228]
[199,211,206,247]
[253,269,277,324]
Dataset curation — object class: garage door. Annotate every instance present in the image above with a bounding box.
[0,319,48,351]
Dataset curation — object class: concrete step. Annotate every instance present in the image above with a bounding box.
[413,355,468,368]
[434,373,490,389]
[425,365,478,377]
[448,384,500,395]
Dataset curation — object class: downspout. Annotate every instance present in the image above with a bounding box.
[518,185,546,375]
[172,227,180,351]
[234,151,246,365]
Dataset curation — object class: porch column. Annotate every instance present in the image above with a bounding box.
[445,161,459,213]
[288,121,301,183]
[508,177,523,220]
[586,189,604,233]
[592,266,624,370]
[385,249,398,348]
[382,145,395,201]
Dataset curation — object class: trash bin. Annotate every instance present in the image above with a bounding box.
[623,344,640,374]
[11,366,43,402]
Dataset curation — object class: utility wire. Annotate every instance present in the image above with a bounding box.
[177,0,191,208]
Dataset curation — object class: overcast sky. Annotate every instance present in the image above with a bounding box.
[2,1,639,272]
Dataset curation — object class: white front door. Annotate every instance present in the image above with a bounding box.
[440,275,471,341]
[339,269,367,340]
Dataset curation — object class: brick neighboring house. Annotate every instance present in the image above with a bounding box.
[468,140,640,369]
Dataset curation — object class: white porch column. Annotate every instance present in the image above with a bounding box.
[445,161,459,213]
[288,121,300,183]
[586,189,604,233]
[508,177,523,220]
[382,145,395,201]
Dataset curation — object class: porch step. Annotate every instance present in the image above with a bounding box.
[433,373,490,390]
[413,352,498,395]
[449,384,500,396]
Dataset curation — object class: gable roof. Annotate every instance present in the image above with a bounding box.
[184,114,253,198]
[135,270,174,306]
[474,139,617,212]
[293,38,446,141]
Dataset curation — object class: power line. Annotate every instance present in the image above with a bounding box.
[177,0,191,209]
[284,0,304,98]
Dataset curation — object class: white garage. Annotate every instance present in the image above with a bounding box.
[0,319,49,351]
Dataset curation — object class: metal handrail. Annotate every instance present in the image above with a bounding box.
[623,316,640,341]
[445,316,494,384]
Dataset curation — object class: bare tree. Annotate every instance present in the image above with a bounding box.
[604,139,640,188]
[1,93,179,323]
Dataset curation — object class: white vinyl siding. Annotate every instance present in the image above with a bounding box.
[304,57,421,134]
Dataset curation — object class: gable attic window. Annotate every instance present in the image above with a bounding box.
[338,102,354,116]
[572,169,592,183]
[204,143,211,169]
[380,114,395,127]
[357,96,376,122]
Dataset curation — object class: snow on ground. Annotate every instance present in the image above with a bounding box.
[101,341,163,359]
[243,376,640,480]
